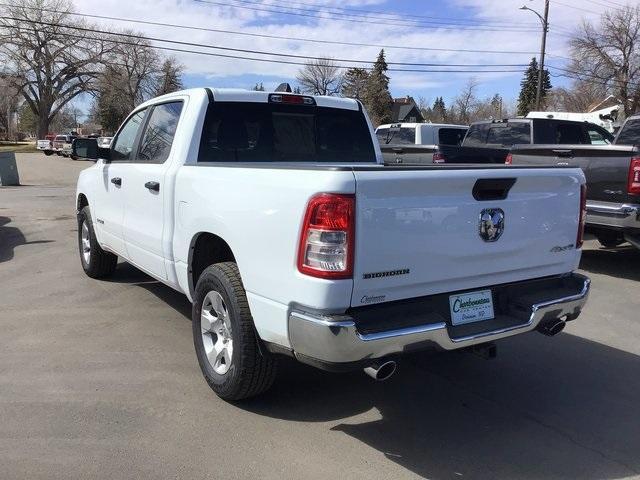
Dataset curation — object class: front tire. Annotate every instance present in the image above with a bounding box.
[77,206,118,278]
[44,150,53,156]
[192,262,277,400]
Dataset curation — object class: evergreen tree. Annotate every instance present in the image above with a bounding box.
[432,97,447,122]
[341,67,369,100]
[252,82,265,91]
[517,57,551,116]
[362,49,393,126]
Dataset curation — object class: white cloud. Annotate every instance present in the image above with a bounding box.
[70,0,640,101]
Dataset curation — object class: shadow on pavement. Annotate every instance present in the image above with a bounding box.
[99,260,640,479]
[242,333,640,479]
[0,216,54,263]
[104,261,192,320]
[580,246,640,282]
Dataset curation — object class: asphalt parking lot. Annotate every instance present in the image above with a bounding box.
[2,153,640,480]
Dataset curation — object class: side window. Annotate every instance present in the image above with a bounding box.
[111,110,146,162]
[137,102,184,163]
[554,123,587,144]
[586,127,611,145]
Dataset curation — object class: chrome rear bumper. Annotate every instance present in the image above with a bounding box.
[288,273,590,365]
[586,201,640,229]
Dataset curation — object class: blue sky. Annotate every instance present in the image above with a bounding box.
[71,0,638,116]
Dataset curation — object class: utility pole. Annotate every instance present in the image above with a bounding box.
[520,0,550,111]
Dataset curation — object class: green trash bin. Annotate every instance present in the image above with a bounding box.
[0,152,20,186]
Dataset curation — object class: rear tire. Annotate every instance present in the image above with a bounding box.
[192,262,277,401]
[77,206,118,278]
[44,150,53,156]
[596,231,625,248]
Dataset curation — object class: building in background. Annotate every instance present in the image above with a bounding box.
[391,96,424,123]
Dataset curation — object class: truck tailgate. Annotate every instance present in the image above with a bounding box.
[351,167,584,307]
[510,144,638,203]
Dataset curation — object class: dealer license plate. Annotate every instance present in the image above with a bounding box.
[449,289,495,325]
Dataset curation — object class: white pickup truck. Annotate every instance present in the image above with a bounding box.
[74,88,591,400]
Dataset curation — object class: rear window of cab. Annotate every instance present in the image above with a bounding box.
[198,102,376,163]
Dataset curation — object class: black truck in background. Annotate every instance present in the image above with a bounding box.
[510,114,640,249]
[378,118,614,165]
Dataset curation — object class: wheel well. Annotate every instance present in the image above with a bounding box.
[77,193,89,212]
[189,232,236,294]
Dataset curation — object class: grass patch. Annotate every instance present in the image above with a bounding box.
[0,141,39,153]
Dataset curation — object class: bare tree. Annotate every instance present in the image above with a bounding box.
[0,0,107,138]
[95,32,161,131]
[451,78,479,124]
[570,6,640,116]
[547,80,609,112]
[0,74,22,139]
[296,58,342,96]
[155,57,184,96]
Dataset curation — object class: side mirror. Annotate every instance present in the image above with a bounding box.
[72,138,98,160]
[72,138,111,162]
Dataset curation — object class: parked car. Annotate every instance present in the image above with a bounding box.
[509,113,640,249]
[376,123,468,165]
[52,134,77,157]
[381,118,614,165]
[36,133,56,156]
[73,87,590,400]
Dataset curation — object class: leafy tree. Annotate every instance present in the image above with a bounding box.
[341,67,369,100]
[362,49,392,126]
[155,58,184,96]
[252,82,265,91]
[517,57,551,116]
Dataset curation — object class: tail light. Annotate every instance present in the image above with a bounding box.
[432,152,446,164]
[628,157,640,195]
[576,184,587,248]
[298,193,354,279]
[505,153,513,165]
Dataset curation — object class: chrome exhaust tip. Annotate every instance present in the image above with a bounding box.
[537,318,566,336]
[364,360,397,381]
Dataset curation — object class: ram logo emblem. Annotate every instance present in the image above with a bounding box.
[479,208,505,242]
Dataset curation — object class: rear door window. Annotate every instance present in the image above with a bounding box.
[586,126,612,145]
[485,123,531,146]
[199,102,376,163]
[554,123,588,144]
[615,119,640,145]
[438,128,467,146]
[376,127,416,145]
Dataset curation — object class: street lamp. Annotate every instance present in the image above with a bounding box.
[520,0,550,111]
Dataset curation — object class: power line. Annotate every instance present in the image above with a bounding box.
[193,0,543,33]
[3,17,528,69]
[0,2,572,59]
[255,0,541,27]
[552,1,601,15]
[8,21,526,74]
